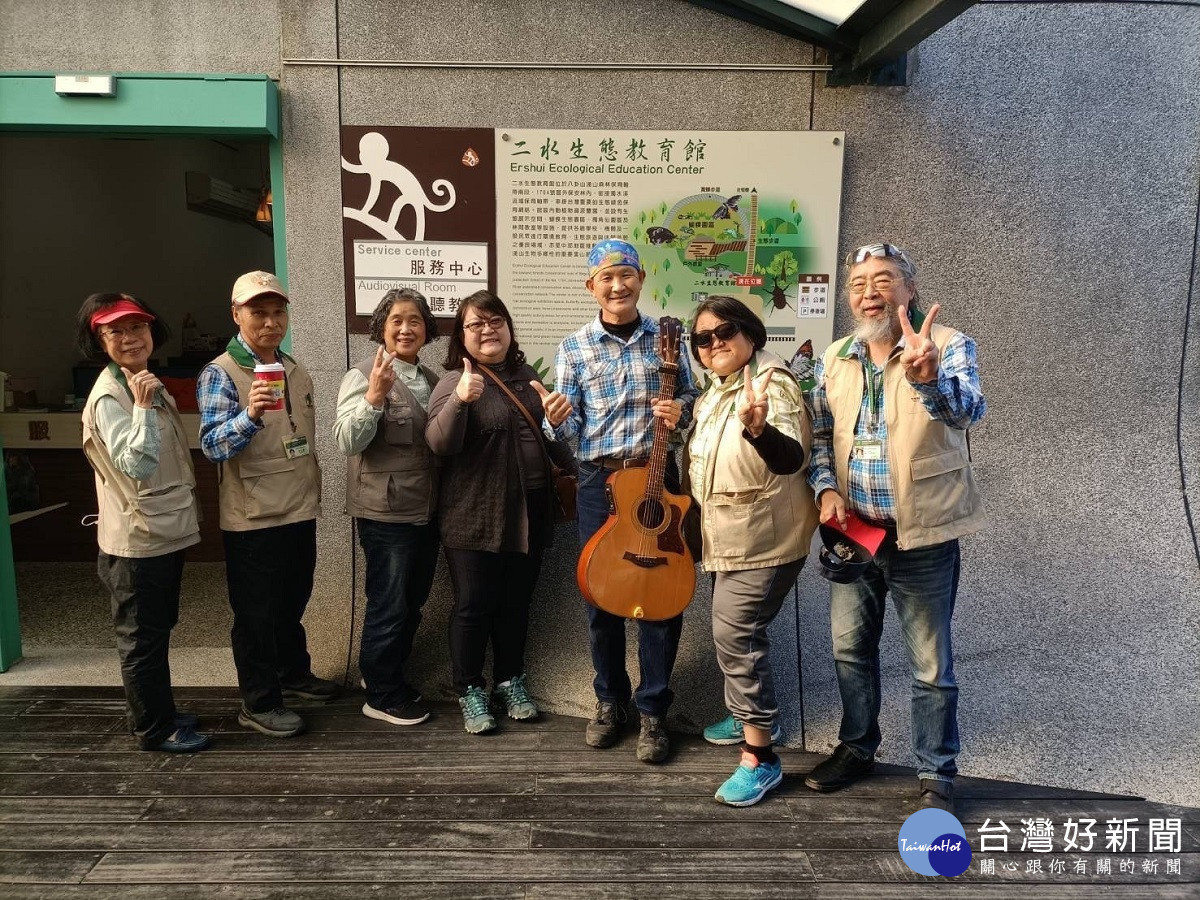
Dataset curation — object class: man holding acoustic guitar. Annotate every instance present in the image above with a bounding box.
[547,239,699,763]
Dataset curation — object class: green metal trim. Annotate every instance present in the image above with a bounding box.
[846,0,976,72]
[0,73,279,137]
[0,436,24,672]
[269,135,293,354]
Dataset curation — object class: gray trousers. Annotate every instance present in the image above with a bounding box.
[711,557,805,734]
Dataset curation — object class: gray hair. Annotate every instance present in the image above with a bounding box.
[842,242,920,307]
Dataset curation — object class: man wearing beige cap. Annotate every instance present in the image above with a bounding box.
[197,271,337,738]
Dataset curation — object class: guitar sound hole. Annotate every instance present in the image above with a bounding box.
[636,499,666,530]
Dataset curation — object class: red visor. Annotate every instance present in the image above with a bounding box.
[90,299,155,331]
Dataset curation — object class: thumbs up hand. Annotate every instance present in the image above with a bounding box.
[530,379,573,427]
[456,357,485,404]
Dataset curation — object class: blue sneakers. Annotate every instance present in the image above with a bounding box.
[714,752,783,807]
[703,714,783,746]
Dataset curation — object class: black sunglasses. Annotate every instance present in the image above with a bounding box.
[692,321,740,348]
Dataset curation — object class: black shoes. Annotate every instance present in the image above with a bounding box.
[585,700,628,748]
[919,778,956,815]
[803,743,875,792]
[280,674,340,702]
[635,714,669,764]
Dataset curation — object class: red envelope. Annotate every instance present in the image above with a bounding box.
[824,511,888,556]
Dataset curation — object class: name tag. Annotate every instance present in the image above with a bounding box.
[282,435,311,459]
[852,438,883,461]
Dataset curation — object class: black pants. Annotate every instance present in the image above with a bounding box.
[444,489,548,693]
[222,519,317,712]
[98,549,185,748]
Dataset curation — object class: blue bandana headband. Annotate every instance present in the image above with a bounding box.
[587,239,641,278]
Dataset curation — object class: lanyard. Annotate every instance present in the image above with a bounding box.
[861,357,882,435]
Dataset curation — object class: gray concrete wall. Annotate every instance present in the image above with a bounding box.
[3,0,1196,806]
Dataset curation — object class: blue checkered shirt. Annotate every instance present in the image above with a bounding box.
[807,330,986,523]
[550,313,699,461]
[197,334,270,463]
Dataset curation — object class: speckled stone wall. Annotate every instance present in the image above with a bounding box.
[3,0,1196,806]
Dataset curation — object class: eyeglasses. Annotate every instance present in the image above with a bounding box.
[98,322,151,340]
[850,243,906,264]
[463,315,507,334]
[692,321,740,348]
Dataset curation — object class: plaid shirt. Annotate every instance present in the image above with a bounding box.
[197,334,270,463]
[807,330,985,523]
[550,313,699,461]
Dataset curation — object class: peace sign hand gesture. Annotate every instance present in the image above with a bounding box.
[898,303,942,384]
[364,345,397,409]
[736,365,774,438]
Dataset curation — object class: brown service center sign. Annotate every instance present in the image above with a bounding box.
[340,126,497,335]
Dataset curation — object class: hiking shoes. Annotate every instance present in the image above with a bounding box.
[702,714,783,746]
[238,706,304,738]
[585,700,628,748]
[494,674,538,720]
[715,751,783,806]
[152,726,211,753]
[280,674,340,702]
[459,686,497,734]
[636,713,669,763]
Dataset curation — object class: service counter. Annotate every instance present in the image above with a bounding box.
[1,412,223,561]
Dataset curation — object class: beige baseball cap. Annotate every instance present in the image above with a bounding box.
[231,271,289,306]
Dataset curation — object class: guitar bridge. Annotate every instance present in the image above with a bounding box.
[622,551,667,569]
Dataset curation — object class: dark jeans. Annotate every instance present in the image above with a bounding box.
[577,459,684,718]
[444,489,548,693]
[97,549,185,748]
[222,519,317,713]
[356,517,440,709]
[831,534,961,781]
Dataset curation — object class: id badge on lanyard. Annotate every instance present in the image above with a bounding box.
[854,359,884,461]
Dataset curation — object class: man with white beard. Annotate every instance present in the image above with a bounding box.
[801,243,986,817]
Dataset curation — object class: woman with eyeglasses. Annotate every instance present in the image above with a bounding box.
[425,290,577,734]
[75,292,210,753]
[683,295,818,805]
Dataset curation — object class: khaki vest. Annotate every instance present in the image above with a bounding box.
[821,324,985,550]
[81,364,200,557]
[685,352,819,572]
[211,348,322,531]
[345,357,440,523]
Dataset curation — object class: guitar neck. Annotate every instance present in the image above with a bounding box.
[645,364,678,502]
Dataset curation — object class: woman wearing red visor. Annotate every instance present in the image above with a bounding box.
[75,293,210,752]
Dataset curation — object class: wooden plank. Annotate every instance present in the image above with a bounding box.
[784,796,1200,823]
[530,820,1200,852]
[0,797,154,823]
[0,850,102,883]
[0,821,532,851]
[0,715,126,734]
[137,793,795,823]
[0,729,545,753]
[0,753,185,774]
[534,772,1135,800]
[525,885,1200,899]
[81,849,816,882]
[5,886,525,899]
[804,850,1198,884]
[0,771,536,797]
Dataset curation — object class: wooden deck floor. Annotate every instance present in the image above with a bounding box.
[0,687,1195,898]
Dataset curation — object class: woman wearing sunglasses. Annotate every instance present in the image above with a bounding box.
[76,292,209,753]
[425,290,577,735]
[683,295,818,805]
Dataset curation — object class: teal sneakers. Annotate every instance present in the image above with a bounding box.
[714,752,783,806]
[703,714,783,746]
[458,686,497,734]
[495,674,538,720]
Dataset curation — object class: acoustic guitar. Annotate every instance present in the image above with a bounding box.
[576,317,697,621]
